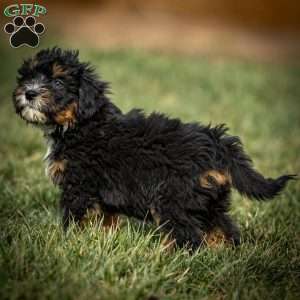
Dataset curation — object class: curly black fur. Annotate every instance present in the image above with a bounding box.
[13,48,296,250]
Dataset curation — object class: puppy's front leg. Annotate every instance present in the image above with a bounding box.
[60,187,93,231]
[60,186,120,231]
[80,203,120,230]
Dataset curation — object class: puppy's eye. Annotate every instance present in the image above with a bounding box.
[54,78,64,88]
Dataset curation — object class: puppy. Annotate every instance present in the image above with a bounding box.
[13,48,295,250]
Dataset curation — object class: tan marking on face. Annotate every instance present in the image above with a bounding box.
[200,170,232,188]
[15,86,25,97]
[14,87,26,107]
[40,89,53,102]
[54,102,77,126]
[52,63,68,78]
[150,207,161,226]
[46,159,66,185]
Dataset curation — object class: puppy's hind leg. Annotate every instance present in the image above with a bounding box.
[154,210,206,251]
[217,214,241,246]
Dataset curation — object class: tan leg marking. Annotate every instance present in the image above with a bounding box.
[205,228,228,248]
[161,236,176,252]
[150,207,161,226]
[80,203,120,230]
[80,203,102,226]
[150,207,176,251]
[102,214,120,229]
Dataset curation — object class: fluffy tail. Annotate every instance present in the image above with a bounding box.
[221,135,296,200]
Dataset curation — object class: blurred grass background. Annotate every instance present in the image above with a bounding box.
[0,1,300,299]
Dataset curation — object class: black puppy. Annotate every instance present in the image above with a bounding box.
[13,48,295,250]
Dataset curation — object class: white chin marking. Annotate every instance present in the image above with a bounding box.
[15,94,27,106]
[21,107,47,124]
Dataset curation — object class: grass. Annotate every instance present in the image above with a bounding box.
[0,43,299,300]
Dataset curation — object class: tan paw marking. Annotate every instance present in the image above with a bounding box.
[205,229,227,247]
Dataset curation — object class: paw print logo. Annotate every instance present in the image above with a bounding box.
[4,16,45,48]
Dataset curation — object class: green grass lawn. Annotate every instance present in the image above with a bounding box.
[0,44,299,300]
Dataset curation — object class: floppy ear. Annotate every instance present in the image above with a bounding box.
[78,75,104,120]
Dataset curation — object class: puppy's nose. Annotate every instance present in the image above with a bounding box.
[25,90,39,101]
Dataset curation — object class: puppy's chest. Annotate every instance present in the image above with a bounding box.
[44,139,67,186]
